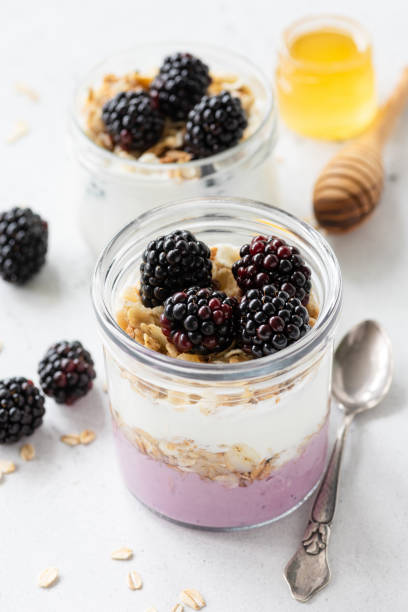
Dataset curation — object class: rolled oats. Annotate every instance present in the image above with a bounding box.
[127,569,143,590]
[111,547,133,560]
[180,588,206,610]
[171,604,184,612]
[0,459,16,474]
[79,429,96,445]
[6,120,29,144]
[20,443,35,461]
[15,82,39,101]
[37,567,59,588]
[60,434,80,446]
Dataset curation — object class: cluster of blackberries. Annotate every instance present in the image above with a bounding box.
[141,230,312,358]
[0,341,96,445]
[102,52,247,159]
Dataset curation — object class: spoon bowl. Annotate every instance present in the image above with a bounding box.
[332,320,393,414]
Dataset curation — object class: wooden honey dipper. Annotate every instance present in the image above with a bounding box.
[313,67,408,233]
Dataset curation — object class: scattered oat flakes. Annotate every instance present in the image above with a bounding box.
[15,82,39,102]
[180,588,206,610]
[6,120,29,144]
[172,604,185,612]
[111,547,133,560]
[102,381,108,393]
[37,566,59,588]
[20,443,35,461]
[127,569,142,590]
[60,434,81,446]
[0,459,16,474]
[79,429,96,445]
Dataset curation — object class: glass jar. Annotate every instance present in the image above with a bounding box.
[92,197,342,530]
[69,44,277,254]
[276,15,377,140]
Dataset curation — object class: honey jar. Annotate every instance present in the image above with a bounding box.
[276,15,377,140]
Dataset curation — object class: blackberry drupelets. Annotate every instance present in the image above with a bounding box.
[0,207,48,284]
[140,230,212,307]
[232,235,312,305]
[0,377,45,443]
[237,284,310,358]
[102,90,164,151]
[150,52,211,121]
[184,91,248,159]
[38,341,96,405]
[160,287,238,354]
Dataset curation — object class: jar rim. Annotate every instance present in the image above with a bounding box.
[280,14,372,72]
[71,42,276,172]
[92,197,342,382]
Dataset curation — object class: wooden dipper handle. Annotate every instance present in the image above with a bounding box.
[313,67,408,233]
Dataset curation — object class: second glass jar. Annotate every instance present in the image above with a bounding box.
[70,44,277,254]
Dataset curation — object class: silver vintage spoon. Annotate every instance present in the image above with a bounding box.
[284,320,393,602]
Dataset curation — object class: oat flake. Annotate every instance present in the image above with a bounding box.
[172,604,185,612]
[79,429,96,445]
[0,459,16,474]
[60,434,80,446]
[37,567,59,588]
[20,443,35,461]
[180,588,206,610]
[6,120,29,144]
[15,82,39,101]
[111,547,133,560]
[127,569,143,590]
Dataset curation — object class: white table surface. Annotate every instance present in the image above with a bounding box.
[1,1,407,610]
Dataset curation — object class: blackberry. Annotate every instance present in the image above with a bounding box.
[0,207,48,284]
[102,90,164,152]
[150,52,211,121]
[140,230,212,308]
[237,285,310,359]
[160,287,238,354]
[232,235,312,305]
[184,91,248,159]
[38,341,96,405]
[0,377,45,444]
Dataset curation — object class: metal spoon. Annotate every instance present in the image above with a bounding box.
[284,320,393,602]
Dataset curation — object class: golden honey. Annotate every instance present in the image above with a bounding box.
[276,16,377,140]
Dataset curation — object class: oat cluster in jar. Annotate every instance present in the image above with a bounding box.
[93,198,342,530]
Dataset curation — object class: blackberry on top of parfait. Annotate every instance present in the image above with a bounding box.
[83,50,258,165]
[117,229,318,364]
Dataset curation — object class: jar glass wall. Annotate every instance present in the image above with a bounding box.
[92,197,342,529]
[69,44,277,254]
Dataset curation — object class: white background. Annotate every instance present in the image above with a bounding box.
[0,1,407,610]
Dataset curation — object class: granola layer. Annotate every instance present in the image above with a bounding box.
[112,405,329,488]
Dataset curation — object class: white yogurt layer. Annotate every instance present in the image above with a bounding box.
[75,155,278,254]
[106,348,332,467]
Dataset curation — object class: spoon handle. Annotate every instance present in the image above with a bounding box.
[284,413,353,602]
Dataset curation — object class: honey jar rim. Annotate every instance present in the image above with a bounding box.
[280,13,373,73]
